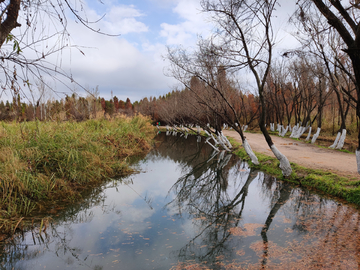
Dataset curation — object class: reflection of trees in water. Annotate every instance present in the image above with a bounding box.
[149,133,212,168]
[165,137,258,266]
[0,181,116,270]
[238,177,360,269]
[260,180,292,267]
[155,134,360,268]
[280,192,360,268]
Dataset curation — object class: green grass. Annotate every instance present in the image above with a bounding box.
[229,137,360,206]
[0,116,156,234]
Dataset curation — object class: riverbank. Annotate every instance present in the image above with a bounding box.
[0,116,156,235]
[222,130,360,206]
[223,130,359,178]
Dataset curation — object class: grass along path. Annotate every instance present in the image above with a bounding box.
[0,116,155,235]
[223,130,358,178]
[222,130,360,206]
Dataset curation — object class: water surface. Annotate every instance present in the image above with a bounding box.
[1,133,359,269]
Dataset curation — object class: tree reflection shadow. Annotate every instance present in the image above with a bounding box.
[165,135,360,269]
[260,181,292,267]
[0,182,112,270]
[166,143,258,266]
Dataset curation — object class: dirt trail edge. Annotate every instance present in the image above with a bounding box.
[223,130,359,179]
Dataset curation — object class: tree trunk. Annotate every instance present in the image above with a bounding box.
[259,88,292,177]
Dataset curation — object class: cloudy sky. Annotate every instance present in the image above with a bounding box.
[4,0,299,103]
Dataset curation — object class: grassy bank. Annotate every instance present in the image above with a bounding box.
[0,116,155,234]
[229,138,360,207]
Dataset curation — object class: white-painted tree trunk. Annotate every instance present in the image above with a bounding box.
[311,127,321,144]
[291,126,301,138]
[281,126,289,137]
[293,126,307,139]
[220,131,232,149]
[210,133,219,146]
[196,125,200,134]
[305,127,312,141]
[271,145,292,177]
[205,137,220,152]
[243,138,259,165]
[289,124,298,138]
[278,125,283,136]
[218,150,225,163]
[356,149,360,174]
[207,149,219,163]
[215,132,231,152]
[329,132,341,149]
[243,125,248,131]
[335,129,346,150]
[197,135,201,142]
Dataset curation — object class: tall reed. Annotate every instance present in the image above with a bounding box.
[0,115,155,233]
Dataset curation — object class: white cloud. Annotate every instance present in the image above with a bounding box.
[103,5,149,34]
[35,3,178,102]
[160,0,212,45]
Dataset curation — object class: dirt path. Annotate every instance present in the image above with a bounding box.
[222,130,359,179]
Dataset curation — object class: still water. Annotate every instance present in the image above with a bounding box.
[1,133,360,269]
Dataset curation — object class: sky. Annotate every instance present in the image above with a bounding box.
[63,0,215,102]
[2,0,300,103]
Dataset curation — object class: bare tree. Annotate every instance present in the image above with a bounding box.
[166,40,259,164]
[198,0,292,176]
[295,0,360,172]
[0,1,115,102]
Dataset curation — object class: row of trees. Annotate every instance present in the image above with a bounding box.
[137,0,360,175]
[0,94,134,122]
[136,56,356,135]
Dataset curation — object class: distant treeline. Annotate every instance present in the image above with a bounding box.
[0,94,135,122]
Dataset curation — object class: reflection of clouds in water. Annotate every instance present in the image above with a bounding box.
[227,164,252,197]
[5,134,356,270]
[165,200,182,217]
[127,160,181,198]
[241,173,274,224]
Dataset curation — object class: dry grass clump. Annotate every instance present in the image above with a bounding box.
[0,115,155,234]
